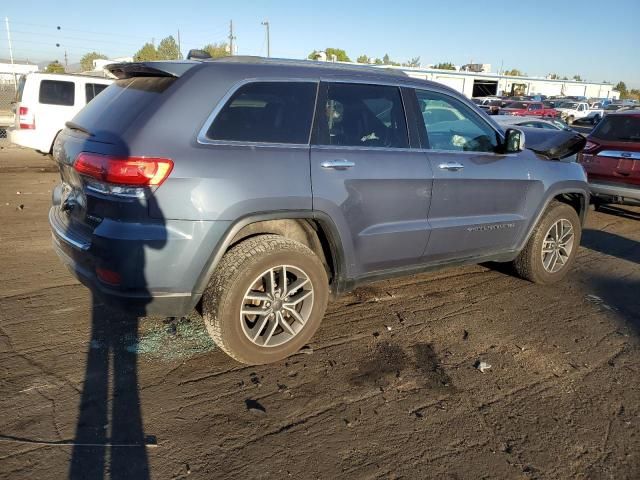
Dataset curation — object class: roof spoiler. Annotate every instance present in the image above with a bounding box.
[106,61,198,79]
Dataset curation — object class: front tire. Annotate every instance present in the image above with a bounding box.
[512,201,581,284]
[202,235,329,365]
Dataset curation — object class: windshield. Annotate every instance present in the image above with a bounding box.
[505,102,528,109]
[592,115,640,142]
[558,102,578,109]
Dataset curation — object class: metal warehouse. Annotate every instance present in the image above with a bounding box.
[380,65,618,99]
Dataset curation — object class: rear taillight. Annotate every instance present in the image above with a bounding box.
[583,141,599,153]
[74,153,173,186]
[19,106,35,129]
[96,267,121,286]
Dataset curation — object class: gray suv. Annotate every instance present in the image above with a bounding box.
[50,57,589,364]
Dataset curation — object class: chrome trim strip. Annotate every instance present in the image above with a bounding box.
[49,208,91,251]
[51,229,91,251]
[196,78,319,147]
[597,150,640,160]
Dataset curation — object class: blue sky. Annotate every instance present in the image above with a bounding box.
[2,0,639,87]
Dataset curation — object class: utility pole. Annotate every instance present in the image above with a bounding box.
[4,17,17,86]
[177,29,182,59]
[261,20,270,57]
[64,50,68,71]
[228,20,235,56]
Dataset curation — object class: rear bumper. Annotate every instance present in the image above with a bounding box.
[589,181,640,203]
[49,206,229,317]
[8,128,51,153]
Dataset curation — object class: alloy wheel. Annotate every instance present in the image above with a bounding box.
[541,219,575,273]
[240,265,314,347]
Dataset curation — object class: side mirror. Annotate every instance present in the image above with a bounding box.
[504,128,525,153]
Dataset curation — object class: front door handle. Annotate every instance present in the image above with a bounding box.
[320,159,355,170]
[438,162,464,171]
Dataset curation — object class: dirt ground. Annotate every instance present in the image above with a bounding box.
[1,147,639,480]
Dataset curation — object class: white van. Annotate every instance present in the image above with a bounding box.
[9,73,112,153]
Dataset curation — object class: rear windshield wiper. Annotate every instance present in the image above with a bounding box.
[65,121,93,136]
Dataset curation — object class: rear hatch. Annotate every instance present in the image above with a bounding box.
[51,63,193,244]
[580,114,640,187]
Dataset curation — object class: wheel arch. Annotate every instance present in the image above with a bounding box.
[516,186,589,253]
[193,211,347,307]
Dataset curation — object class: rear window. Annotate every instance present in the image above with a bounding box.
[506,102,528,109]
[85,83,108,103]
[16,76,26,102]
[592,115,640,142]
[71,77,176,135]
[207,82,317,144]
[39,80,75,106]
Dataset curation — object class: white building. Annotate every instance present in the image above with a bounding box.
[0,60,39,84]
[382,65,618,99]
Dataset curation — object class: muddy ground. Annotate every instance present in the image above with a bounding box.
[0,147,639,480]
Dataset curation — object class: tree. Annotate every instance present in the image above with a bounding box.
[80,51,107,72]
[203,42,229,58]
[433,62,456,70]
[615,81,628,95]
[382,53,390,65]
[134,42,158,62]
[548,73,559,80]
[308,48,350,62]
[561,76,568,80]
[405,56,421,67]
[573,75,583,81]
[373,58,383,65]
[45,61,65,73]
[157,35,181,60]
[356,54,370,64]
[325,48,350,62]
[504,68,523,76]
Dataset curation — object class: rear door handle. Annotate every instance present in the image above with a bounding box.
[320,159,355,170]
[438,162,464,171]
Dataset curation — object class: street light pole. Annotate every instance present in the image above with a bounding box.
[5,17,17,86]
[261,20,270,58]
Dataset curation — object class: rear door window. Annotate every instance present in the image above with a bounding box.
[39,80,75,106]
[85,83,108,103]
[206,82,317,144]
[316,83,409,148]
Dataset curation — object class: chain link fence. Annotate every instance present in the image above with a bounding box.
[0,74,18,147]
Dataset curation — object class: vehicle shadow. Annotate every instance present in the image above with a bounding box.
[58,132,167,479]
[581,228,640,264]
[69,300,151,479]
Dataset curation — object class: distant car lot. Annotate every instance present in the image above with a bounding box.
[1,148,638,478]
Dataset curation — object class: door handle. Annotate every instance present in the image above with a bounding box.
[320,159,355,170]
[438,162,464,171]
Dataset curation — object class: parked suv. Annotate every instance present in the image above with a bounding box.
[578,110,640,206]
[9,72,111,154]
[50,58,589,364]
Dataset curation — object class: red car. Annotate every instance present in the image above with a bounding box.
[578,111,640,207]
[500,101,559,118]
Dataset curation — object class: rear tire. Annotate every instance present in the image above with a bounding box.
[512,201,581,284]
[202,235,329,365]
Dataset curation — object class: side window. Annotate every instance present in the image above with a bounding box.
[39,80,75,106]
[530,104,542,110]
[317,83,408,148]
[415,89,499,152]
[85,83,108,103]
[207,82,317,144]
